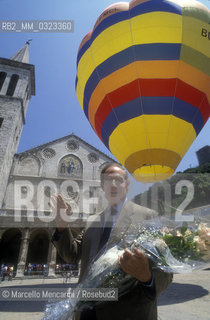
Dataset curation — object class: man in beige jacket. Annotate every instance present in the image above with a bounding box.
[51,163,172,320]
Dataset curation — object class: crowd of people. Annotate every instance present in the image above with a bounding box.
[55,263,79,277]
[0,262,79,280]
[0,264,14,281]
[25,263,78,276]
[26,263,48,276]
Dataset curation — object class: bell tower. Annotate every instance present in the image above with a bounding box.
[0,43,35,207]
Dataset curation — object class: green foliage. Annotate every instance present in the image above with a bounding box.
[161,232,200,261]
[184,162,210,174]
[134,163,210,215]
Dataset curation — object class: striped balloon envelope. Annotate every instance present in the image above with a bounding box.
[75,0,210,182]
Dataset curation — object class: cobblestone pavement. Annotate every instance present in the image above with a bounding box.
[0,270,209,320]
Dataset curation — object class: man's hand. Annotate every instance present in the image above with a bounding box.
[118,247,152,283]
[49,194,72,232]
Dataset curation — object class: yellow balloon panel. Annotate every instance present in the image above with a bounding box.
[76,49,96,108]
[76,23,131,105]
[109,115,196,165]
[90,27,132,67]
[166,116,197,156]
[109,116,148,162]
[89,19,132,64]
[133,165,175,182]
[143,115,196,156]
[131,12,182,44]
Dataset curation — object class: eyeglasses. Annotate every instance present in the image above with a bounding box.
[103,176,125,185]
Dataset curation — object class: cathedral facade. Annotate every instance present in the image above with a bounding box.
[0,45,113,278]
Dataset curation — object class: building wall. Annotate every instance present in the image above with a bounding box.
[0,98,23,207]
[0,58,34,208]
[196,145,210,166]
[0,48,112,277]
[4,135,110,217]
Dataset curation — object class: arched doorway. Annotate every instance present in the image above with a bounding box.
[26,229,49,275]
[0,228,21,272]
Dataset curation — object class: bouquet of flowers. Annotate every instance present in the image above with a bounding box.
[43,217,210,320]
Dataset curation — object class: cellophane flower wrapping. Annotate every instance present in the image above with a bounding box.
[43,216,210,320]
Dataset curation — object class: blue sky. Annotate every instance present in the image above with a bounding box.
[0,0,210,195]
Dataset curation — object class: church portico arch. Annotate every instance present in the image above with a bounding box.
[0,228,22,272]
[26,229,49,267]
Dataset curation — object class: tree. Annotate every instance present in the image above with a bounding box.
[134,163,210,216]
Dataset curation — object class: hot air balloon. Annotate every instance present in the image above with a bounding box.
[75,0,210,182]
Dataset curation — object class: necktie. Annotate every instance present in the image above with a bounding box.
[98,207,117,252]
[111,206,117,216]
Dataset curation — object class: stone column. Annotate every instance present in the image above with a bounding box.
[47,241,57,277]
[15,229,30,278]
[0,229,5,266]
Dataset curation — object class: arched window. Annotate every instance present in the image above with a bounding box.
[0,72,7,91]
[6,74,19,96]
